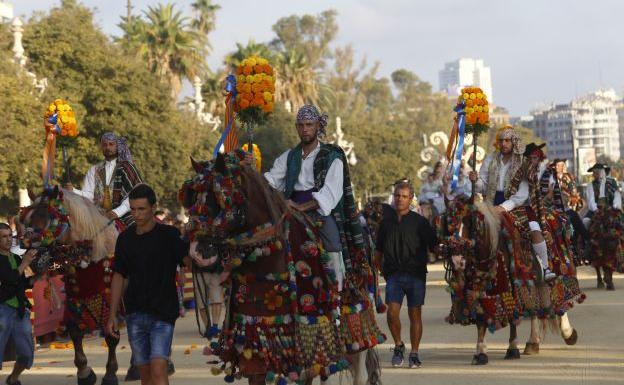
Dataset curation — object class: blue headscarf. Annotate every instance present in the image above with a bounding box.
[296,104,328,138]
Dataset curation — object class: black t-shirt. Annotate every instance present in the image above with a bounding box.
[376,204,437,280]
[113,223,188,324]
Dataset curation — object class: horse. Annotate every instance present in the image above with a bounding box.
[18,186,121,385]
[586,206,623,290]
[440,197,585,364]
[179,151,384,385]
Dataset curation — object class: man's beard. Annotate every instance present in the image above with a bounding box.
[104,152,118,161]
[300,136,316,145]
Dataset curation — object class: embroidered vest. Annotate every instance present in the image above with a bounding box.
[592,177,619,207]
[484,153,523,204]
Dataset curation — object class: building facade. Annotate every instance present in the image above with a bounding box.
[529,89,620,180]
[439,58,493,103]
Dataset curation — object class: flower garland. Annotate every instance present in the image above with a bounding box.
[44,99,78,137]
[235,56,275,125]
[456,86,489,136]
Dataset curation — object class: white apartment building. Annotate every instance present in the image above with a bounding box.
[530,90,620,179]
[439,58,493,103]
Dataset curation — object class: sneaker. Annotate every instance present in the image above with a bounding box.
[544,268,556,282]
[391,344,405,367]
[408,352,422,368]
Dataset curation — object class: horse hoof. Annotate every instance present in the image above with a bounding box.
[564,329,578,346]
[101,377,118,385]
[504,348,521,360]
[78,370,97,385]
[471,353,488,365]
[523,342,539,355]
[597,280,605,289]
[124,365,140,382]
[606,282,615,291]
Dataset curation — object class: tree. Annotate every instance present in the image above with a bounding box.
[275,48,320,113]
[118,3,207,100]
[16,2,216,209]
[0,58,45,213]
[271,10,338,70]
[224,40,274,72]
[190,0,220,37]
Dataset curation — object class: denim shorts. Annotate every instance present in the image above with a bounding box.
[126,312,174,366]
[385,273,426,308]
[0,304,34,369]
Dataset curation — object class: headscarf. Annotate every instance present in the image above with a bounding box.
[494,124,523,155]
[296,104,329,138]
[101,132,133,163]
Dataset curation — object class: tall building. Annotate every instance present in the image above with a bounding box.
[529,89,620,180]
[439,58,493,103]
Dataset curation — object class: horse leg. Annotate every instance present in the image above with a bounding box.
[523,316,541,355]
[350,351,368,385]
[102,334,120,385]
[604,267,615,290]
[472,324,488,365]
[504,323,520,359]
[69,327,96,385]
[596,266,604,288]
[558,313,578,345]
[249,374,266,385]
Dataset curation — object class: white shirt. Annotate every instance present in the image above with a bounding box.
[476,153,528,212]
[585,179,622,212]
[264,143,344,216]
[73,158,130,217]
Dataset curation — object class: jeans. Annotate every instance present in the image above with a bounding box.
[0,304,34,369]
[385,273,426,308]
[126,312,174,366]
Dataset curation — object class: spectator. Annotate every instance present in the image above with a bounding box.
[107,184,189,385]
[190,243,224,338]
[0,222,37,385]
[375,181,437,369]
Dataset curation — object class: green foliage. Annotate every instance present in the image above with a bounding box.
[0,3,218,214]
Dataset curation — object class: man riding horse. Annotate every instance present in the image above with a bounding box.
[583,163,623,290]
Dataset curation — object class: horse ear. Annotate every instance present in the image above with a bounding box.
[215,153,226,173]
[190,156,203,174]
[27,188,37,202]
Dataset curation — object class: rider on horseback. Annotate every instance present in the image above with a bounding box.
[65,132,143,226]
[583,163,623,290]
[469,125,555,281]
[246,104,347,290]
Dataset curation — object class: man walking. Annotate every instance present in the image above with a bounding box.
[107,185,189,385]
[375,180,437,368]
[0,223,36,385]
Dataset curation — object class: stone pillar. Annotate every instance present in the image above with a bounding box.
[11,17,26,67]
[18,188,31,208]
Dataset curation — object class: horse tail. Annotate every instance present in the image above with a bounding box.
[474,201,500,259]
[365,348,382,385]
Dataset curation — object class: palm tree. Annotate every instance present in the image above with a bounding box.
[275,48,319,113]
[119,3,207,100]
[224,40,274,72]
[190,0,220,36]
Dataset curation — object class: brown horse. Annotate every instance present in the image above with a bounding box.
[18,186,121,385]
[441,197,583,364]
[180,151,383,385]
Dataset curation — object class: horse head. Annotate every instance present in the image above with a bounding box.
[181,151,279,243]
[18,185,70,250]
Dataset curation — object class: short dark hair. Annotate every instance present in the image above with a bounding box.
[0,223,10,231]
[394,182,414,196]
[129,184,157,206]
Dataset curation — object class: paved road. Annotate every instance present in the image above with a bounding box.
[6,266,623,384]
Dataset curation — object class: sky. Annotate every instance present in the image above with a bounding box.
[9,0,624,116]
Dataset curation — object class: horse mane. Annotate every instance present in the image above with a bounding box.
[60,188,118,262]
[474,201,500,259]
[239,165,288,224]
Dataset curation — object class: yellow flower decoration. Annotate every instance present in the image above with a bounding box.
[241,143,262,171]
[43,99,79,138]
[234,55,276,117]
[457,86,489,131]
